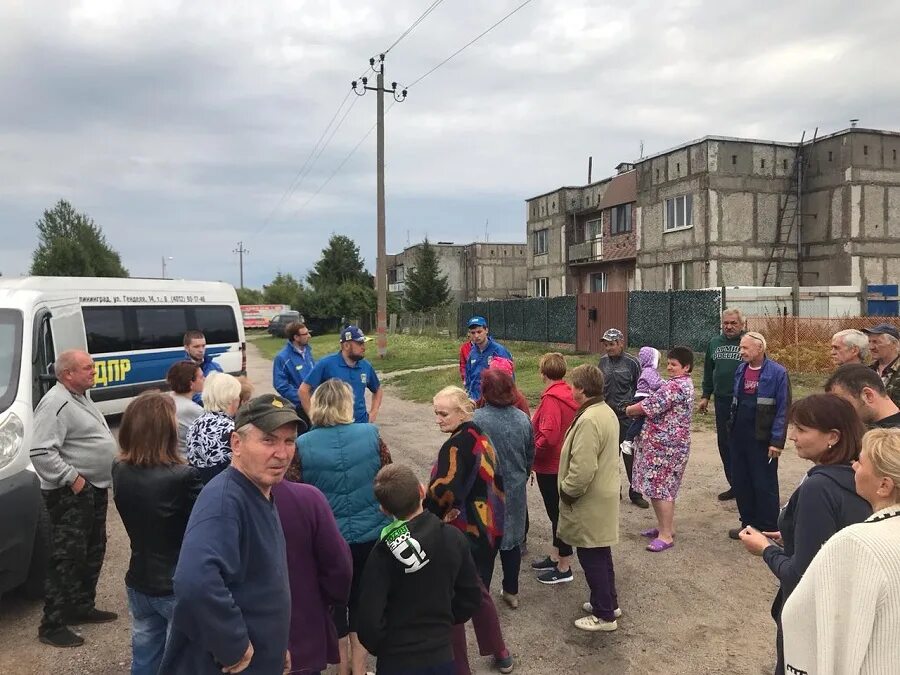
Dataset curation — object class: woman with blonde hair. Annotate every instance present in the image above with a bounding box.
[185,372,242,484]
[295,378,390,675]
[426,385,513,674]
[782,428,900,673]
[112,392,202,675]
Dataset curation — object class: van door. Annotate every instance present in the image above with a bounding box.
[31,309,56,406]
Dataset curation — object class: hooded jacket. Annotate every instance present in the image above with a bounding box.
[531,380,578,474]
[636,347,665,397]
[356,511,481,671]
[762,463,872,600]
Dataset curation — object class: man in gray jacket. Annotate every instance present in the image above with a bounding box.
[30,350,119,648]
[598,329,648,508]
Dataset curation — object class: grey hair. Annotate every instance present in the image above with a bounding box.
[722,308,745,324]
[53,350,87,381]
[833,329,869,360]
[201,372,242,413]
[743,331,768,352]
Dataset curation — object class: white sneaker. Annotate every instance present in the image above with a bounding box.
[620,440,634,456]
[574,615,618,632]
[582,602,622,618]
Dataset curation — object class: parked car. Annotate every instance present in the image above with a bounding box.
[267,310,303,337]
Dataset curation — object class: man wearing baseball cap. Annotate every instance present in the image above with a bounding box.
[161,394,303,674]
[863,323,900,406]
[459,315,513,401]
[598,328,648,508]
[299,325,383,423]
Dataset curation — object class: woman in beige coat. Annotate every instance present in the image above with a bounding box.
[557,364,622,632]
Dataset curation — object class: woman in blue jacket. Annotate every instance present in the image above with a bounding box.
[294,378,391,675]
[739,393,871,675]
[728,332,791,540]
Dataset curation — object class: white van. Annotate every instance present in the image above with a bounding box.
[0,276,246,597]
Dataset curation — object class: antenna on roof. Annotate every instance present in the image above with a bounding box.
[640,140,645,158]
[850,118,859,128]
[485,219,489,243]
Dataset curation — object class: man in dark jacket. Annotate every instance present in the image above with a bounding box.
[597,328,648,508]
[699,308,746,501]
[358,464,481,675]
[825,363,900,429]
[160,394,303,674]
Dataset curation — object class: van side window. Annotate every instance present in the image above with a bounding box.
[191,306,239,344]
[83,308,131,354]
[135,307,189,349]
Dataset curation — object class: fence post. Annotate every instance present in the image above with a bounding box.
[794,316,800,373]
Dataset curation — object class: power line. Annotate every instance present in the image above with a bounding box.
[405,0,535,89]
[384,0,445,54]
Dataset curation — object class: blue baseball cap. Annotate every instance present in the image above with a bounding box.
[467,316,488,328]
[340,325,371,343]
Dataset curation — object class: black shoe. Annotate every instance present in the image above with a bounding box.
[530,555,557,571]
[718,489,735,501]
[630,496,650,509]
[537,567,574,585]
[39,627,84,648]
[66,608,118,625]
[728,527,742,540]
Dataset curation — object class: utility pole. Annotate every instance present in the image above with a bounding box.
[352,54,407,358]
[233,241,249,289]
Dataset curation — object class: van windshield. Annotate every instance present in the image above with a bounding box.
[0,310,24,413]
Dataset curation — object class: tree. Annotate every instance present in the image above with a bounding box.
[235,287,264,304]
[403,238,451,312]
[30,200,128,277]
[306,235,370,291]
[262,272,303,306]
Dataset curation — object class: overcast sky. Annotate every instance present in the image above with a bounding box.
[2,0,898,288]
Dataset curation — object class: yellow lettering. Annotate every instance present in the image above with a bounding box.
[119,359,131,381]
[94,361,108,387]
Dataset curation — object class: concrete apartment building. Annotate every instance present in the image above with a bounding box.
[526,126,900,295]
[387,241,527,304]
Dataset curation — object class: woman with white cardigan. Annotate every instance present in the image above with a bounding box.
[782,428,900,674]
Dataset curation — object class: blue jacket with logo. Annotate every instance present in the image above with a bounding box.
[730,358,792,449]
[462,338,513,401]
[297,423,390,544]
[303,352,380,423]
[272,342,315,407]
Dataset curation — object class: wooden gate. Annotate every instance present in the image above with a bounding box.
[576,292,628,353]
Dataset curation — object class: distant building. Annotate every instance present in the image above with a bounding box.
[526,127,900,295]
[387,241,527,304]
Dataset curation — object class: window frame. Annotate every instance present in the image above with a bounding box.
[585,218,602,240]
[533,228,549,256]
[610,203,633,235]
[534,277,549,298]
[590,272,608,293]
[665,262,694,290]
[663,194,693,232]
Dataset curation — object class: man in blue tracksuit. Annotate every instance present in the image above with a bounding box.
[459,316,513,401]
[184,330,224,405]
[728,331,791,540]
[272,322,315,412]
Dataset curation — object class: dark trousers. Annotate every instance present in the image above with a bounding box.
[379,662,454,675]
[499,546,520,595]
[731,405,780,531]
[535,472,572,557]
[451,572,507,675]
[40,484,108,634]
[576,547,618,622]
[618,418,640,500]
[713,395,734,486]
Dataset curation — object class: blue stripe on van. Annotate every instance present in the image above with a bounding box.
[92,346,230,389]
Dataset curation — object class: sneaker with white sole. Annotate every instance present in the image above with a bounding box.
[582,602,622,618]
[574,615,618,632]
[537,567,573,585]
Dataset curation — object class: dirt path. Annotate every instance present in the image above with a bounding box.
[0,344,808,674]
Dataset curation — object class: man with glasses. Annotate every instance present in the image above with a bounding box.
[273,322,315,428]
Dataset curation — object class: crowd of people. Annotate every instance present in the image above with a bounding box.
[23,312,900,674]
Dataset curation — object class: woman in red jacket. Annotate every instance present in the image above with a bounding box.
[529,353,579,583]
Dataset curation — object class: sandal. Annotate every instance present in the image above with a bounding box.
[646,538,675,552]
[640,528,659,538]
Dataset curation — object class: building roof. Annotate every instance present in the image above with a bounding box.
[598,170,636,209]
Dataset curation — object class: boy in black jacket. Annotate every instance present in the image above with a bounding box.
[357,464,482,675]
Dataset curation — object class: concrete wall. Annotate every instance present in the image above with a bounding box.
[467,243,528,300]
[526,188,572,297]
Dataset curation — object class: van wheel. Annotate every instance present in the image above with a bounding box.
[21,503,50,600]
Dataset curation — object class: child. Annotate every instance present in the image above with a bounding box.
[357,464,482,675]
[621,346,665,456]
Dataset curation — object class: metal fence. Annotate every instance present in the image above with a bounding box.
[389,307,457,336]
[457,297,577,344]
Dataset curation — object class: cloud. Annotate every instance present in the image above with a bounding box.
[0,0,897,286]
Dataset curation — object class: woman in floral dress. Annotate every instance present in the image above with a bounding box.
[625,346,695,552]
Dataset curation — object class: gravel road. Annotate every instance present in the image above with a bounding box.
[0,343,807,674]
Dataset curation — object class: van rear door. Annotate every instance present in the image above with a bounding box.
[31,301,87,407]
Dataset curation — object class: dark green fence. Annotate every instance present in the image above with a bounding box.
[458,296,577,344]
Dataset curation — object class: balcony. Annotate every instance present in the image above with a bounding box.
[568,239,603,264]
[388,282,405,293]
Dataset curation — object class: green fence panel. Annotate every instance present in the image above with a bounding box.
[524,298,548,342]
[671,290,723,351]
[458,302,475,337]
[487,301,506,339]
[504,299,527,341]
[547,296,576,343]
[628,291,671,349]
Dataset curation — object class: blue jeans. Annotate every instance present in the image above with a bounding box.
[126,587,176,675]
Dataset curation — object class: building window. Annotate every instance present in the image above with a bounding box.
[656,169,660,181]
[664,194,693,231]
[666,262,694,290]
[590,272,607,293]
[533,228,549,255]
[585,218,602,240]
[676,162,681,174]
[611,203,633,235]
[864,145,869,156]
[828,151,833,161]
[732,155,737,165]
[783,159,788,170]
[534,277,549,297]
[760,159,766,168]
[894,149,898,161]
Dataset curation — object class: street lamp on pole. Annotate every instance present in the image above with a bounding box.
[161,256,174,279]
